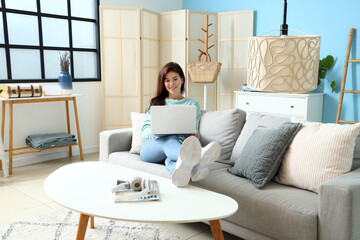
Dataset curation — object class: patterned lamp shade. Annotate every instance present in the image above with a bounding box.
[247,35,321,93]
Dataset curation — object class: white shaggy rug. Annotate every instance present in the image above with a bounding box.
[0,210,184,240]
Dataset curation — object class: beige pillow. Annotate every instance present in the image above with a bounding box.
[129,112,145,154]
[275,120,360,193]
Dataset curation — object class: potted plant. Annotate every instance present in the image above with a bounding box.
[318,55,336,92]
[58,52,72,95]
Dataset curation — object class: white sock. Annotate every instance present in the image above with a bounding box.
[172,136,201,187]
[191,142,220,182]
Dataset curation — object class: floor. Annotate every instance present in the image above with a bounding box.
[0,153,242,240]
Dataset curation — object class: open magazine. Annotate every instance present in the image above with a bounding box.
[112,180,160,203]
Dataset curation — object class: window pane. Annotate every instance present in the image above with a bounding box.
[71,0,95,19]
[10,49,41,79]
[7,13,39,45]
[0,48,7,79]
[44,50,71,78]
[0,13,4,44]
[40,0,68,16]
[72,21,96,48]
[73,51,97,78]
[42,17,69,47]
[5,0,37,12]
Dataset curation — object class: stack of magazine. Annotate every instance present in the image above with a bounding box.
[112,180,160,203]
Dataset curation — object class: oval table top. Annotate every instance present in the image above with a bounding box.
[44,161,238,223]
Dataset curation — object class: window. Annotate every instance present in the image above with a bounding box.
[0,0,100,83]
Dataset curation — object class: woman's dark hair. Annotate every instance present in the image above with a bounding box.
[147,62,185,111]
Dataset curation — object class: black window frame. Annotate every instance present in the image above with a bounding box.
[0,0,101,83]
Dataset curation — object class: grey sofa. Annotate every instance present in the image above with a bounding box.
[99,109,360,240]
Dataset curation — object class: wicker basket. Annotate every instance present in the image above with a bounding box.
[188,52,222,83]
[188,61,222,83]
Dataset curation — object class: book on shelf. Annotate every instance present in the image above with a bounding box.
[113,180,160,203]
[241,85,275,93]
[241,85,261,92]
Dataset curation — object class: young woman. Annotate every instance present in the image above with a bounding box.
[140,62,220,187]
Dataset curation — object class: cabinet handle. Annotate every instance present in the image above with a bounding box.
[245,102,249,105]
[290,105,294,108]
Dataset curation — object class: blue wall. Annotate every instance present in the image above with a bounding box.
[184,0,360,123]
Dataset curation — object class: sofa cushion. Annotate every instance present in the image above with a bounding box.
[129,112,145,154]
[352,134,360,170]
[228,122,302,188]
[191,168,318,240]
[108,152,230,180]
[199,109,246,164]
[230,112,289,164]
[275,121,360,193]
[109,152,171,179]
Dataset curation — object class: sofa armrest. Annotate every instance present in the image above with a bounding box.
[99,128,132,162]
[319,168,360,240]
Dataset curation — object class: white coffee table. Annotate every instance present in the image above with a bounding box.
[44,162,238,240]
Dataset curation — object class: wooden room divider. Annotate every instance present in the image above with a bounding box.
[100,6,253,130]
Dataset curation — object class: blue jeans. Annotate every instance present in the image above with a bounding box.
[140,135,181,175]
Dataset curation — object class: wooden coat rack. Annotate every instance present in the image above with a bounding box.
[188,15,222,110]
[198,15,214,62]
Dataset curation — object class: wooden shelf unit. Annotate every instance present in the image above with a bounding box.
[0,95,84,176]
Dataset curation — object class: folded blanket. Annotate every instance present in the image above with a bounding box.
[26,132,77,149]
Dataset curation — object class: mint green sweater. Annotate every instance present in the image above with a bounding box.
[141,97,201,140]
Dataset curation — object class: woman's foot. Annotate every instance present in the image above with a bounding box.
[172,136,201,187]
[191,142,221,182]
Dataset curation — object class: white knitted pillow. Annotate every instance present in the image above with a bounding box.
[275,120,360,193]
[129,112,145,154]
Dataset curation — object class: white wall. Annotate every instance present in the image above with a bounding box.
[1,82,102,167]
[100,0,183,12]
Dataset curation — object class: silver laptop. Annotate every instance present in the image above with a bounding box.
[151,105,196,136]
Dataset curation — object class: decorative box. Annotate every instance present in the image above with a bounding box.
[0,84,42,98]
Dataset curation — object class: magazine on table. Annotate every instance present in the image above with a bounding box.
[112,180,160,203]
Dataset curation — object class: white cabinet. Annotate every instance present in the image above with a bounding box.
[235,91,324,122]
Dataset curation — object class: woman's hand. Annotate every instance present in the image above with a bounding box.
[194,130,199,138]
[185,131,199,139]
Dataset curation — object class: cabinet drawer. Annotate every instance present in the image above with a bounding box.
[236,95,307,117]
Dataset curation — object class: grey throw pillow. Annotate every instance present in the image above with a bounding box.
[228,122,302,188]
[230,112,289,164]
[199,109,246,164]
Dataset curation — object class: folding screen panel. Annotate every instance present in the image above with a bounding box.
[100,8,254,130]
[218,10,253,110]
[100,7,141,129]
[187,10,218,111]
[141,9,160,112]
[160,10,187,80]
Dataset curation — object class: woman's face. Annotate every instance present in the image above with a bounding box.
[164,71,183,97]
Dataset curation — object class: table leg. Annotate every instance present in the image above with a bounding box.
[0,137,8,177]
[76,213,90,240]
[90,216,95,229]
[209,220,224,240]
[0,101,5,171]
[72,97,84,160]
[8,102,13,175]
[65,100,72,157]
